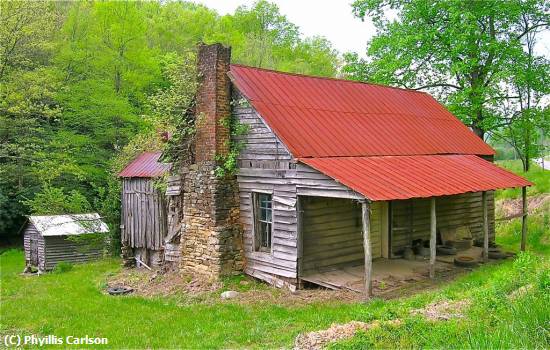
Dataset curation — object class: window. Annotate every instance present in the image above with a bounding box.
[253,193,272,252]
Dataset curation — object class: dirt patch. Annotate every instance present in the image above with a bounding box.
[497,194,550,219]
[294,319,402,350]
[106,262,473,306]
[106,267,222,298]
[411,299,471,321]
[507,284,534,300]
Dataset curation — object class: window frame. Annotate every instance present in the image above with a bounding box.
[252,191,274,253]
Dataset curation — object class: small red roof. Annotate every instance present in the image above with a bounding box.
[229,64,495,158]
[118,152,170,178]
[300,155,532,201]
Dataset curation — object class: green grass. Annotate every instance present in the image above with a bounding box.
[2,244,549,348]
[495,160,549,199]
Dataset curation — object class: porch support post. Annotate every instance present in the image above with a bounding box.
[521,186,527,251]
[429,197,436,279]
[361,199,372,299]
[482,191,489,263]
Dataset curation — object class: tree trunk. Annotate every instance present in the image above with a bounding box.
[472,124,485,140]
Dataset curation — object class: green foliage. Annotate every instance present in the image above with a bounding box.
[22,186,92,215]
[0,0,340,240]
[495,160,549,199]
[215,110,250,177]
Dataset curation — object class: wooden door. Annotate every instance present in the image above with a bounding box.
[29,238,38,266]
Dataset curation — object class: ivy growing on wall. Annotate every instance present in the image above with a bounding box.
[215,98,251,177]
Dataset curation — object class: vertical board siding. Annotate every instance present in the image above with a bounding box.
[121,178,167,250]
[301,197,382,273]
[23,224,42,266]
[391,192,495,254]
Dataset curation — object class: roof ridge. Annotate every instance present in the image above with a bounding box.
[230,63,428,95]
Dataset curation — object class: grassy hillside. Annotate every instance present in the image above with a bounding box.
[1,245,548,348]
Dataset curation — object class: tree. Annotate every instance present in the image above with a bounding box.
[210,0,339,77]
[492,23,550,171]
[348,0,550,139]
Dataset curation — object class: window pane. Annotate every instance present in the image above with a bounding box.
[254,193,272,251]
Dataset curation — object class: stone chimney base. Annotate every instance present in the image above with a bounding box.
[179,162,243,280]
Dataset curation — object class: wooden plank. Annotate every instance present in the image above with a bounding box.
[430,197,436,279]
[361,200,372,299]
[483,191,489,262]
[521,186,527,251]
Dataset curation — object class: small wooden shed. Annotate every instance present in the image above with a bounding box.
[23,213,108,271]
[118,152,170,268]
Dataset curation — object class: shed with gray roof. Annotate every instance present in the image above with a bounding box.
[23,213,108,271]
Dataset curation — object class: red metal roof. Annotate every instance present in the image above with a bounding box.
[300,155,532,201]
[229,64,495,158]
[118,152,171,178]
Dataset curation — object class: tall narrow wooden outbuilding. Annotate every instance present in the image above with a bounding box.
[118,152,170,267]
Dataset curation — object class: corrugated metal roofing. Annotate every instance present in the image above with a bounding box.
[29,213,109,237]
[118,152,171,178]
[229,64,495,158]
[300,155,532,201]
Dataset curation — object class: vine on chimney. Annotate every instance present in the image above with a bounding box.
[215,102,249,177]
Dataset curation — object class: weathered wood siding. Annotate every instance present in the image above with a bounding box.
[43,236,102,270]
[24,223,102,271]
[391,192,495,254]
[301,197,383,274]
[23,224,45,270]
[233,91,365,286]
[121,177,167,250]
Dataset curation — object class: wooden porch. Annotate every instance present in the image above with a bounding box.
[300,247,484,294]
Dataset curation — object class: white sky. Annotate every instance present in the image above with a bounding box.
[193,0,375,55]
[193,0,550,57]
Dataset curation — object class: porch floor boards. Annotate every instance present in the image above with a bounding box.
[301,258,454,293]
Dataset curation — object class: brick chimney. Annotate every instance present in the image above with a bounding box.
[178,43,243,280]
[194,43,231,163]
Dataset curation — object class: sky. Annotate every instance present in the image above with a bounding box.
[193,0,376,55]
[194,0,550,58]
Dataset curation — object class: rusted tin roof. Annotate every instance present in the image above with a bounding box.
[118,152,170,178]
[229,64,495,158]
[300,155,532,201]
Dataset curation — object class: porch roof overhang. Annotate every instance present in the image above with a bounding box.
[299,155,532,201]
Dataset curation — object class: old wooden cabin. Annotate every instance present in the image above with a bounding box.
[23,213,108,271]
[142,43,531,294]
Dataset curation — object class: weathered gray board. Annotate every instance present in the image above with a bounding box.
[23,223,102,271]
[390,192,495,255]
[121,177,167,250]
[301,197,383,274]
